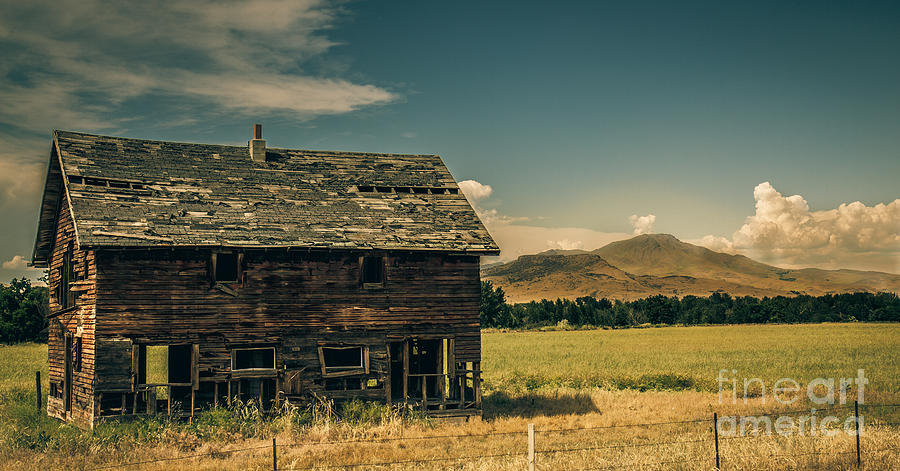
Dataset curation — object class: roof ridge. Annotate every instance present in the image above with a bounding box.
[54,129,439,158]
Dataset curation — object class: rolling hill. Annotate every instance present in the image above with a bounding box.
[483,234,900,302]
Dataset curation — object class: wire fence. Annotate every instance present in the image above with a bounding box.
[84,401,900,470]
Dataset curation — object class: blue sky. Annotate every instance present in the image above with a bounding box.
[1,0,898,281]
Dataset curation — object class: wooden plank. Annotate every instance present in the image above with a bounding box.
[384,344,391,406]
[317,347,326,377]
[191,344,199,390]
[421,375,427,411]
[402,340,409,405]
[364,346,370,374]
[474,361,482,407]
[447,338,455,379]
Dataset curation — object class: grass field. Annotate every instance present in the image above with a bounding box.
[482,323,900,398]
[1,323,898,470]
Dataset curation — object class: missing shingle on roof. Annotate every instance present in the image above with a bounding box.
[69,175,147,191]
[356,185,459,195]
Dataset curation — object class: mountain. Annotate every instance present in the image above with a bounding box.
[483,234,900,302]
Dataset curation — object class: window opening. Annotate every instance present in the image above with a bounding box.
[319,345,368,377]
[362,256,383,285]
[232,347,275,370]
[213,253,240,284]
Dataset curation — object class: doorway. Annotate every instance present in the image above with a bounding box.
[136,344,194,413]
[389,341,404,402]
[389,338,450,405]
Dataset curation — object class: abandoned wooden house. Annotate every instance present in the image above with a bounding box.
[32,125,498,427]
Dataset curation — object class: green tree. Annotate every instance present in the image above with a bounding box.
[480,281,510,328]
[0,278,50,343]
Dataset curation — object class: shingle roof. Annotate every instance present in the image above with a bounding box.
[32,130,498,265]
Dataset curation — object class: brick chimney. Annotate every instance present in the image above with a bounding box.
[249,123,266,162]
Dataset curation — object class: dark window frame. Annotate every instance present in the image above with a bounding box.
[360,255,385,288]
[57,244,76,310]
[211,252,244,286]
[231,347,276,371]
[74,336,82,373]
[318,345,370,378]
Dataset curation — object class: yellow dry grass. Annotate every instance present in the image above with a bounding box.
[1,323,899,470]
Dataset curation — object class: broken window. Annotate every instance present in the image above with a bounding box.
[319,345,369,377]
[361,256,384,286]
[212,252,241,284]
[232,347,275,370]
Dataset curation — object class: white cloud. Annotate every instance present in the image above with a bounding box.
[2,255,28,270]
[1,254,45,284]
[458,180,494,203]
[698,182,900,273]
[628,214,656,235]
[0,0,397,137]
[692,235,736,254]
[546,239,586,251]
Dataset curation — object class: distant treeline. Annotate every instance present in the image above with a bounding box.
[480,281,900,328]
[0,278,49,343]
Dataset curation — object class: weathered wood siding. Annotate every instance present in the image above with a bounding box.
[46,195,97,425]
[93,250,481,395]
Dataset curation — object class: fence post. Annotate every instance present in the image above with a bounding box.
[35,371,41,412]
[855,401,861,467]
[527,423,535,471]
[713,412,720,470]
[273,437,278,471]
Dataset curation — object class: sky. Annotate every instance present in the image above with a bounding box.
[1,0,898,282]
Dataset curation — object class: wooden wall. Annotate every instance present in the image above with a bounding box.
[46,195,97,426]
[92,249,481,400]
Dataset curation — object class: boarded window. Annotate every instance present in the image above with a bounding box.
[319,346,369,377]
[232,347,275,370]
[361,256,383,286]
